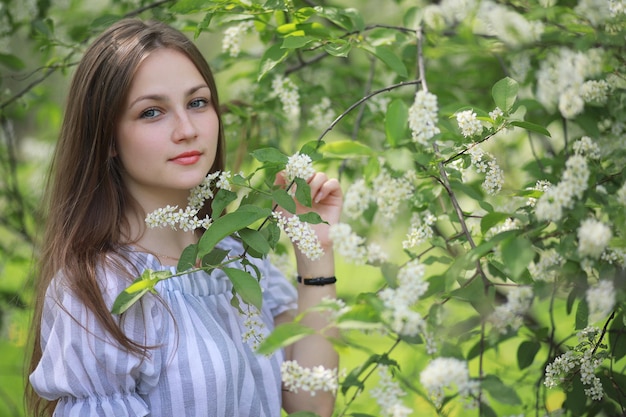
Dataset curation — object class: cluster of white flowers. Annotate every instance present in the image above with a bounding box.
[601,248,626,265]
[371,169,415,219]
[526,180,552,208]
[145,205,212,232]
[456,110,484,138]
[285,152,315,182]
[468,147,504,195]
[422,0,479,29]
[489,107,504,121]
[281,360,338,396]
[408,90,441,145]
[378,259,429,339]
[580,80,611,105]
[545,327,606,401]
[272,74,300,119]
[586,280,616,323]
[188,171,222,209]
[536,47,604,119]
[575,0,612,26]
[329,222,388,265]
[577,218,612,259]
[216,171,232,191]
[402,211,437,249]
[307,97,335,128]
[272,211,324,260]
[420,357,479,408]
[609,0,626,15]
[535,154,590,222]
[573,136,602,159]
[145,172,231,232]
[528,249,564,282]
[475,0,544,46]
[221,20,255,57]
[488,286,534,334]
[343,179,371,219]
[241,306,266,350]
[370,366,413,417]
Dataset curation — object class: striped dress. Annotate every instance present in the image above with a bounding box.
[29,236,298,416]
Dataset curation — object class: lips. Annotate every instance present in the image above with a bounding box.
[170,151,201,165]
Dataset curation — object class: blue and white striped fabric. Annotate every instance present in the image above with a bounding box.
[29,236,298,416]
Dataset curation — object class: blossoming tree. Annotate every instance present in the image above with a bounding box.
[1,0,625,416]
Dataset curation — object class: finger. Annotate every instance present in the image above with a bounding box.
[274,170,288,187]
[314,178,342,204]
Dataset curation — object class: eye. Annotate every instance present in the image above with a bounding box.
[140,108,162,119]
[189,98,209,109]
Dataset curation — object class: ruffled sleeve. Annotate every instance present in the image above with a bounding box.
[260,258,298,318]
[29,266,165,417]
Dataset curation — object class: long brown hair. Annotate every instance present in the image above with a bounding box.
[25,18,225,416]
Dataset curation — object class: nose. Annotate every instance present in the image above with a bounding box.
[172,110,198,142]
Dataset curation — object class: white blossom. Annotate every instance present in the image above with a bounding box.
[489,107,504,121]
[456,110,484,138]
[272,74,300,119]
[281,360,338,396]
[328,223,368,265]
[372,169,414,219]
[307,97,335,128]
[402,211,437,249]
[475,0,544,46]
[528,249,564,282]
[420,357,479,408]
[408,90,441,145]
[222,20,255,57]
[488,286,533,334]
[285,152,315,182]
[273,211,324,260]
[468,147,504,194]
[586,280,615,322]
[370,366,413,417]
[573,136,601,159]
[580,80,610,104]
[343,179,372,219]
[577,218,612,259]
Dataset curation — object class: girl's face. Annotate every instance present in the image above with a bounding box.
[116,48,219,211]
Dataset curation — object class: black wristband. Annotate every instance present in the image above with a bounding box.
[297,275,337,286]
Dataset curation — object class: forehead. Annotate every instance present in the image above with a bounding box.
[127,48,207,96]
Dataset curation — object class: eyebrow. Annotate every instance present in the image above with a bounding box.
[128,84,210,110]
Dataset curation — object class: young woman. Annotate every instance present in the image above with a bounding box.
[26,18,341,417]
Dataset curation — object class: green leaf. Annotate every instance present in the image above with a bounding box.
[201,247,229,268]
[370,45,408,78]
[258,44,289,81]
[500,236,535,282]
[256,322,315,355]
[609,313,626,360]
[517,340,541,369]
[0,53,26,71]
[281,35,314,49]
[211,189,238,218]
[298,212,326,224]
[320,140,375,157]
[294,177,312,207]
[272,188,296,213]
[177,244,198,271]
[250,147,289,164]
[238,227,271,255]
[385,99,408,147]
[169,0,208,13]
[492,77,518,112]
[510,120,551,137]
[480,212,510,235]
[286,412,320,417]
[323,39,352,57]
[223,267,263,311]
[314,6,364,31]
[198,206,272,256]
[482,375,521,405]
[111,269,169,314]
[576,298,589,330]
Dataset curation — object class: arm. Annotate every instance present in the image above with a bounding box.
[275,172,342,417]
